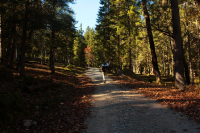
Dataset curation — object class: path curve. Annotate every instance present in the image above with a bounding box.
[84,68,200,133]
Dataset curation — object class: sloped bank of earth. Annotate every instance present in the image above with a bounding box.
[0,64,95,133]
[110,73,200,125]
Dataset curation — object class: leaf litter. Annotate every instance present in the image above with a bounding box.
[2,64,200,132]
[0,64,95,133]
[110,74,200,125]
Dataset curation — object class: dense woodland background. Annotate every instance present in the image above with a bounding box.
[1,0,200,89]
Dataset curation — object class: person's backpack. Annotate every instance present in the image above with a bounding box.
[102,63,108,72]
[102,65,106,72]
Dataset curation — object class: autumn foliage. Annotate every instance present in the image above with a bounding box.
[84,46,94,67]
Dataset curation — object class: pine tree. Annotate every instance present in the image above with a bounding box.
[170,0,185,89]
[142,0,161,83]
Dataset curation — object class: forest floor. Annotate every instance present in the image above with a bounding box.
[110,69,200,125]
[1,64,200,132]
[0,63,95,133]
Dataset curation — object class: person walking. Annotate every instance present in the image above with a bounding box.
[101,62,108,83]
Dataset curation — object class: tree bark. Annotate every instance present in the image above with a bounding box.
[196,20,200,84]
[170,38,175,77]
[9,23,17,69]
[4,37,12,67]
[20,0,29,77]
[50,29,55,74]
[142,0,161,83]
[0,14,1,62]
[117,35,120,71]
[9,42,16,69]
[183,2,192,85]
[49,1,56,74]
[5,24,16,67]
[41,50,43,65]
[128,15,132,70]
[183,57,190,85]
[16,47,20,71]
[170,0,185,89]
[1,12,6,64]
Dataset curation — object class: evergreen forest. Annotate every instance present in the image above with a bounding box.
[1,0,200,89]
[2,0,200,132]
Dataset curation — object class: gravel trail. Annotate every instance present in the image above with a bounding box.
[84,68,200,133]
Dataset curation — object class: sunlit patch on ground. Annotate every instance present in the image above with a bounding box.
[110,73,200,124]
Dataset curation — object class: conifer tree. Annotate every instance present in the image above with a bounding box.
[170,0,185,89]
[142,0,161,83]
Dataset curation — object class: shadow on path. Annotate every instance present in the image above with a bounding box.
[84,68,200,133]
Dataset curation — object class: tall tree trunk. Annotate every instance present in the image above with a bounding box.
[128,15,131,70]
[16,47,20,71]
[9,24,17,69]
[135,43,138,73]
[188,33,194,84]
[5,24,16,67]
[117,35,120,70]
[128,47,131,70]
[0,14,1,62]
[20,0,29,77]
[166,43,170,76]
[183,57,190,84]
[197,20,200,84]
[41,50,43,65]
[50,29,55,74]
[183,2,191,85]
[170,0,185,89]
[142,0,161,83]
[4,38,12,67]
[44,49,46,63]
[9,42,16,69]
[162,50,166,76]
[1,13,6,64]
[194,0,200,83]
[170,38,175,77]
[9,30,16,69]
[49,1,56,74]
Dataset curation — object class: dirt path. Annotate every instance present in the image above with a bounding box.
[84,68,200,133]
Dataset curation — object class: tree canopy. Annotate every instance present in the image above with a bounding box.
[1,0,200,89]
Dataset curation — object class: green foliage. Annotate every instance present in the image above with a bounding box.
[1,0,76,76]
[95,0,141,70]
[73,25,87,67]
[2,0,200,84]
